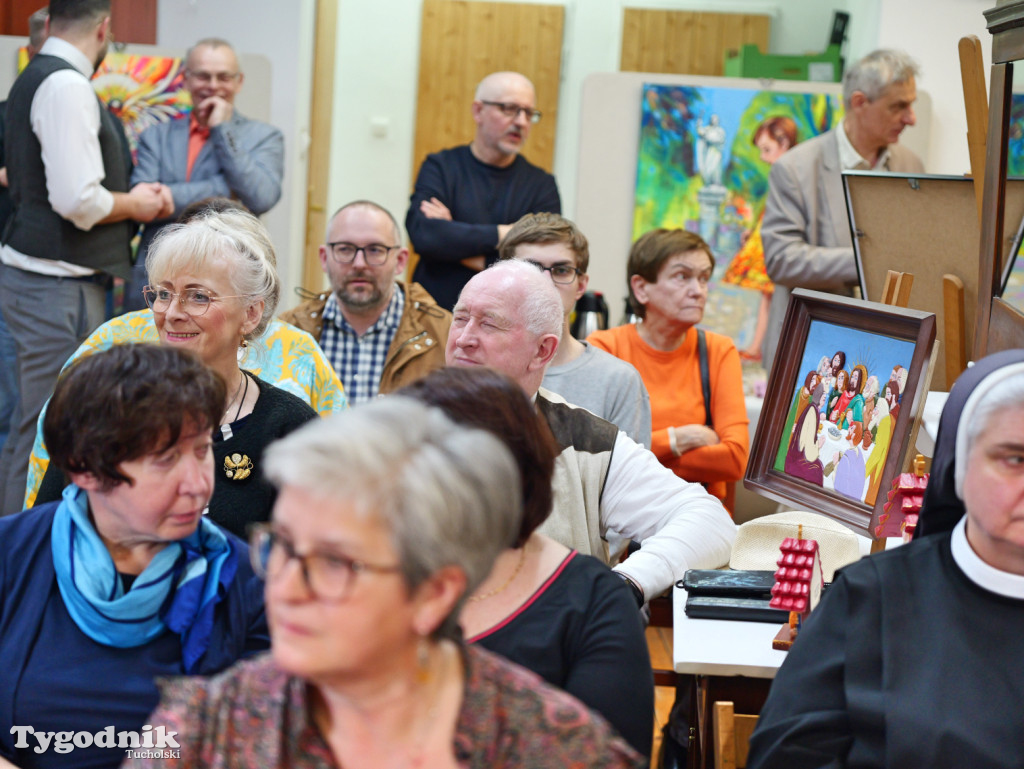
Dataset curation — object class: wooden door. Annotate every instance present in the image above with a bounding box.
[621,9,770,76]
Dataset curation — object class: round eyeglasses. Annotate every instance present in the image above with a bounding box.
[250,524,403,601]
[326,242,401,265]
[142,286,250,317]
[481,100,542,124]
[521,260,582,284]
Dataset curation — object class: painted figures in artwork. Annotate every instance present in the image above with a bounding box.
[784,404,826,486]
[775,322,916,506]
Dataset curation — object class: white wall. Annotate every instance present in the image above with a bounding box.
[877,0,991,175]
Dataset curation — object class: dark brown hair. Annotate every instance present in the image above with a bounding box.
[44,345,226,489]
[398,367,556,547]
[626,228,715,319]
[498,212,590,273]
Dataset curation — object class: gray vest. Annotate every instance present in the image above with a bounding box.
[2,54,133,279]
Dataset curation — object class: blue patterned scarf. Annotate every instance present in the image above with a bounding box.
[51,484,238,672]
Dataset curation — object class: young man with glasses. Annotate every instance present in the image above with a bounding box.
[280,200,451,404]
[124,37,284,312]
[406,71,561,311]
[498,213,651,449]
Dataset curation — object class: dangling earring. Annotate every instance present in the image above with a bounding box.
[237,337,249,363]
[415,636,431,684]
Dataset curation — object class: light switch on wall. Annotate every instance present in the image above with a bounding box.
[370,117,389,138]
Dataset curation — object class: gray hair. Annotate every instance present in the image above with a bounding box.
[843,49,920,109]
[145,208,280,340]
[474,71,534,102]
[956,365,1024,497]
[326,200,403,245]
[263,397,523,641]
[185,37,237,69]
[482,259,563,340]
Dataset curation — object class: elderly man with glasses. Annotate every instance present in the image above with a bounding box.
[124,37,285,312]
[280,200,451,404]
[405,71,561,311]
[498,212,652,449]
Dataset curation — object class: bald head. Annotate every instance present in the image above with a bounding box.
[446,261,562,395]
[471,71,538,167]
[475,71,535,101]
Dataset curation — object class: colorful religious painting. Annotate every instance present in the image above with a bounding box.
[745,289,935,538]
[633,84,843,359]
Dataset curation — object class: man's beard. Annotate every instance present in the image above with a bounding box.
[338,278,385,311]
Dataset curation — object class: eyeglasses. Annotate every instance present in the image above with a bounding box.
[481,101,542,124]
[250,524,402,601]
[522,259,581,284]
[185,70,241,85]
[326,242,401,265]
[143,286,249,317]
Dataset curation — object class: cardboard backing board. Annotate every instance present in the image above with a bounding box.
[844,172,1024,390]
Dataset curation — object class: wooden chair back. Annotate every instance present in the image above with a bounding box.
[713,700,759,769]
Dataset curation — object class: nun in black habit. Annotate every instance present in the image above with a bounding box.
[747,350,1024,769]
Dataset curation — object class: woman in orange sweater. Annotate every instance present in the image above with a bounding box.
[589,229,749,512]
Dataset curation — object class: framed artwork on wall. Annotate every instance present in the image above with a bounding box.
[745,289,936,537]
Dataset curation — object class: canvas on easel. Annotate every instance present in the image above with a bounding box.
[845,172,1024,390]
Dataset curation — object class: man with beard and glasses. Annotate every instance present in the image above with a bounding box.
[0,0,169,514]
[280,200,451,404]
[405,71,561,311]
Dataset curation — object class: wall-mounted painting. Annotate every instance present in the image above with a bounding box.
[634,84,842,361]
[745,289,936,538]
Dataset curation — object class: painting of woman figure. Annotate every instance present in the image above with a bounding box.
[784,404,825,486]
[722,116,799,360]
[827,369,849,423]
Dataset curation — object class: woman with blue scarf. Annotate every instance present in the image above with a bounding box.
[0,345,269,769]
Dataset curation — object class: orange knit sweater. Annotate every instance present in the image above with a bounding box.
[588,323,749,507]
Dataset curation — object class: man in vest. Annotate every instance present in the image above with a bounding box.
[446,259,735,605]
[0,0,169,514]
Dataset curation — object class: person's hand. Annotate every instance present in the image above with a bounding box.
[0,167,7,188]
[460,256,486,271]
[155,184,174,219]
[497,223,512,241]
[128,183,167,223]
[671,424,719,454]
[420,197,452,220]
[194,95,234,128]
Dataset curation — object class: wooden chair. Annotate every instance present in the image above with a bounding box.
[713,701,759,769]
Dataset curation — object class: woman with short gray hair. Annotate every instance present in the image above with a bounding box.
[129,398,644,769]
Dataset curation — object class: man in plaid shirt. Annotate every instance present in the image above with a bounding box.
[280,201,450,403]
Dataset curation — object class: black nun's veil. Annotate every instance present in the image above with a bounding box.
[916,349,1024,538]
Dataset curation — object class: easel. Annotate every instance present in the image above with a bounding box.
[873,270,940,554]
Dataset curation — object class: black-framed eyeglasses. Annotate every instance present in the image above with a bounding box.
[481,100,542,124]
[142,285,249,317]
[250,524,403,601]
[522,259,581,284]
[326,242,401,265]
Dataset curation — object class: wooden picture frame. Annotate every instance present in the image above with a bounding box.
[745,289,936,537]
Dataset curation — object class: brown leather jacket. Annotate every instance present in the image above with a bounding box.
[278,282,451,395]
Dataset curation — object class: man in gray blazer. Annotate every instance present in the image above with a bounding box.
[761,49,924,370]
[125,38,284,311]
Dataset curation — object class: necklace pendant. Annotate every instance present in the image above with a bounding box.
[224,452,253,481]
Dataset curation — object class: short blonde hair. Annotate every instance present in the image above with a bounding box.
[146,208,280,340]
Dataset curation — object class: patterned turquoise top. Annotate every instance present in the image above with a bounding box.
[123,645,644,768]
[25,310,347,508]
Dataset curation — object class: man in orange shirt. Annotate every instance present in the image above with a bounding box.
[125,38,284,311]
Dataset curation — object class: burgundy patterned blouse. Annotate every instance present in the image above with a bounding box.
[123,645,644,769]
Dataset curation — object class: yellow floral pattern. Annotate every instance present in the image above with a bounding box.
[24,311,347,508]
